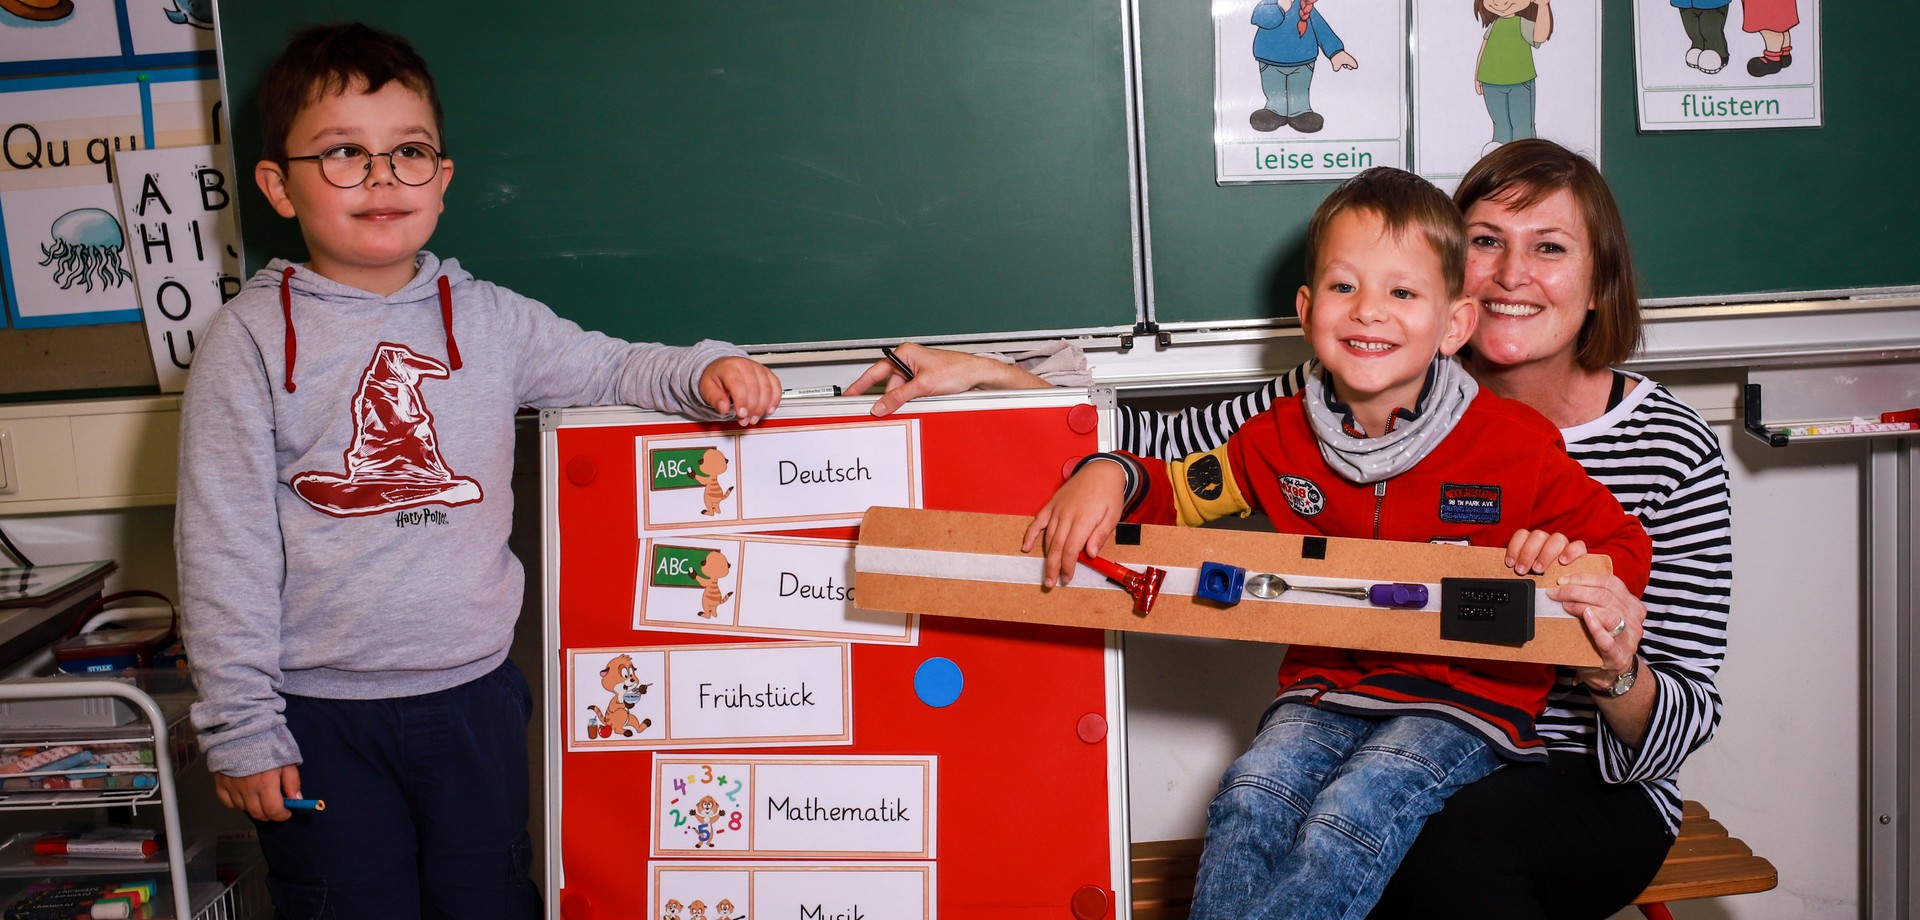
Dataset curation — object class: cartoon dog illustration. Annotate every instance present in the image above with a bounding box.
[691,794,724,847]
[687,900,709,920]
[714,898,737,920]
[662,899,683,920]
[584,653,652,738]
[695,551,734,620]
[694,448,733,516]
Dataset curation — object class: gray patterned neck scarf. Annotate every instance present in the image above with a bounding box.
[1303,356,1478,484]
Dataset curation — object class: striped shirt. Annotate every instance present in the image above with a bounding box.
[1115,367,1731,837]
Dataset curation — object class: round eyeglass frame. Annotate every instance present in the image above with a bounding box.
[283,142,447,189]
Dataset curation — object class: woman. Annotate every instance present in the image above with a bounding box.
[854,139,1732,919]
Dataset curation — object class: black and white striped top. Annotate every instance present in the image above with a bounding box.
[1115,368,1732,837]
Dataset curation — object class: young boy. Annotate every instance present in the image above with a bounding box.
[1024,167,1651,920]
[175,23,781,917]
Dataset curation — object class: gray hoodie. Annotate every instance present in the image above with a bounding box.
[175,252,743,777]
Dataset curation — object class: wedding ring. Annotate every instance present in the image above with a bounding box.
[1609,617,1628,638]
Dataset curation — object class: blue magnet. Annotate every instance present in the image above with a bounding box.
[1196,561,1246,606]
[914,657,964,708]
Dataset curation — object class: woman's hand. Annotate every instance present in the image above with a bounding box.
[847,343,1048,417]
[1552,571,1646,689]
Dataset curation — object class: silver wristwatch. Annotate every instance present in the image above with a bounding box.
[1605,658,1639,698]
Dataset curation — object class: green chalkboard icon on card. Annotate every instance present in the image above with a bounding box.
[649,544,718,588]
[649,446,735,515]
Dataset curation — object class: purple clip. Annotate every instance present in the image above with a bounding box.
[1368,583,1429,608]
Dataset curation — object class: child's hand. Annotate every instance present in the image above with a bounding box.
[214,764,301,822]
[1021,461,1127,588]
[700,356,782,426]
[1505,529,1587,576]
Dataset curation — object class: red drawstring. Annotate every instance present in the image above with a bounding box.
[280,266,298,392]
[281,267,460,393]
[438,275,461,371]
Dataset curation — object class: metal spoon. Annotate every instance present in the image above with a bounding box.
[1243,572,1370,601]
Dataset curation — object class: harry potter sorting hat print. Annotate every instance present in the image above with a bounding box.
[291,342,482,516]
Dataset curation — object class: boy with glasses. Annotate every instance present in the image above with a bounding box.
[176,22,780,917]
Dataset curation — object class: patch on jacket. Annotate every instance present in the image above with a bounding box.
[1185,454,1225,500]
[1439,483,1501,524]
[1277,475,1325,517]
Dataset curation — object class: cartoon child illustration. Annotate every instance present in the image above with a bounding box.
[663,899,683,920]
[1248,0,1358,134]
[694,550,734,620]
[694,448,734,516]
[1474,0,1553,148]
[1741,0,1796,76]
[715,899,737,920]
[691,795,724,848]
[584,653,652,738]
[0,0,74,23]
[1670,0,1731,74]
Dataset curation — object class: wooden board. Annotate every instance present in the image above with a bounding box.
[855,507,1606,668]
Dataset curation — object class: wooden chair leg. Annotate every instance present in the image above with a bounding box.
[1638,903,1676,920]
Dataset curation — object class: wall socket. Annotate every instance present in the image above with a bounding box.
[0,429,14,495]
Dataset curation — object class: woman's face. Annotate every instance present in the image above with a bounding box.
[1461,186,1595,372]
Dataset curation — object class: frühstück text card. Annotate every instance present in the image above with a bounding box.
[566,643,851,751]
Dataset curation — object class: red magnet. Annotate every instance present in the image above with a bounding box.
[1078,551,1166,615]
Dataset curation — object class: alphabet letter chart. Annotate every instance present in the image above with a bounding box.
[543,390,1125,920]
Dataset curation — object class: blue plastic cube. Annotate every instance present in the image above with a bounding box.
[1196,561,1246,606]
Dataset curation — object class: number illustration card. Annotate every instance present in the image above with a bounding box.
[651,755,937,859]
[567,643,852,751]
[637,420,920,534]
[652,863,934,920]
[636,535,914,645]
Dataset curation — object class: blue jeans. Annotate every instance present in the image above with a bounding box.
[1259,61,1316,116]
[257,660,543,920]
[1483,80,1537,144]
[1189,704,1503,920]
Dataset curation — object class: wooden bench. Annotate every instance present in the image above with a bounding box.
[1130,800,1777,919]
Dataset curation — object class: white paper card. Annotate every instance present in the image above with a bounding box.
[651,756,937,858]
[637,420,920,535]
[635,535,914,644]
[653,863,934,920]
[1632,0,1821,130]
[112,144,241,391]
[567,643,852,750]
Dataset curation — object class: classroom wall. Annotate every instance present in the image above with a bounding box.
[0,370,1885,919]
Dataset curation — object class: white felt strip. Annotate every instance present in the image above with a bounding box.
[853,545,1571,618]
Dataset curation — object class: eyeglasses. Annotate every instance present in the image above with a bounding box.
[284,142,446,189]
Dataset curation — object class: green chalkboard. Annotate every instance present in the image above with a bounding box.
[1142,3,1920,326]
[219,3,1139,348]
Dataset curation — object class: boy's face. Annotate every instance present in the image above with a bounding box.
[255,80,452,294]
[1296,208,1475,419]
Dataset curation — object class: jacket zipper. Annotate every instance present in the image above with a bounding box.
[1372,481,1387,539]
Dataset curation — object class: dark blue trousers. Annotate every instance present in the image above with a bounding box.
[257,659,542,920]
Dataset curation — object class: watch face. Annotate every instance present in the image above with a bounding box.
[1610,662,1638,697]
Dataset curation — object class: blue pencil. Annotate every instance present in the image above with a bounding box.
[284,798,326,811]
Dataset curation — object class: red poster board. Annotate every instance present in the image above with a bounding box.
[541,390,1122,920]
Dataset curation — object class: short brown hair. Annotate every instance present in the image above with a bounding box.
[258,22,444,163]
[1304,166,1466,299]
[1454,139,1642,370]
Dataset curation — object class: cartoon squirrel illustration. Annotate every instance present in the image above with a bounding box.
[693,448,733,516]
[691,795,724,848]
[695,551,734,620]
[584,653,652,738]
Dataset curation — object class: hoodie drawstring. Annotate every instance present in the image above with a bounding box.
[280,266,299,392]
[279,266,460,392]
[438,275,462,371]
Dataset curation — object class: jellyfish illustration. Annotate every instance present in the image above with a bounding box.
[38,208,134,293]
[164,0,213,28]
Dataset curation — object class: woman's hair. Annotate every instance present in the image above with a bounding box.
[1454,139,1642,370]
[258,22,444,163]
[1474,1,1540,27]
